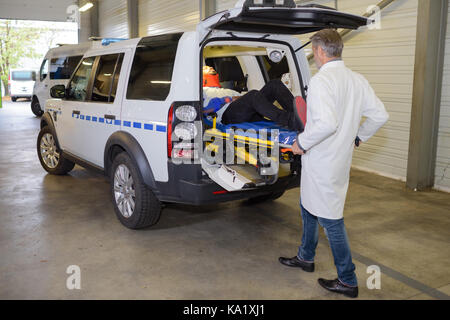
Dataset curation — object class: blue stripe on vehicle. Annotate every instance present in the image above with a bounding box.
[156,125,166,133]
[72,113,168,134]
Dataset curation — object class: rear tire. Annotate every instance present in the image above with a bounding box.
[31,98,43,117]
[37,126,75,175]
[110,152,161,229]
[11,97,17,102]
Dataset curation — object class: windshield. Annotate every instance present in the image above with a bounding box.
[11,71,35,81]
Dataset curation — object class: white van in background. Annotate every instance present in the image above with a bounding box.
[9,69,36,102]
[32,42,92,116]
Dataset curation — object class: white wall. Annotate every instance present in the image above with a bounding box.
[435,3,450,192]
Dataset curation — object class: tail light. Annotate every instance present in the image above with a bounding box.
[167,102,201,161]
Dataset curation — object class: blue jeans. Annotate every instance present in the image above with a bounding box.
[297,204,357,287]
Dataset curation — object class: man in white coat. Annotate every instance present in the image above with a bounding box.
[279,29,389,298]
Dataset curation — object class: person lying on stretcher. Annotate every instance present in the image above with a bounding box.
[202,66,305,132]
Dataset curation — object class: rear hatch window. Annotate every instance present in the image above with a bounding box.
[11,71,35,81]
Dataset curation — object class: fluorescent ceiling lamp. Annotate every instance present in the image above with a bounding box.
[79,2,94,12]
[151,81,171,84]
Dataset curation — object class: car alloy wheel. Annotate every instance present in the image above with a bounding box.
[113,164,136,218]
[40,133,60,169]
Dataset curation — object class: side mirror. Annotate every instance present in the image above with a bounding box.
[50,85,66,99]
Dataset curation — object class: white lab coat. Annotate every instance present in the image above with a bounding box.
[297,60,389,220]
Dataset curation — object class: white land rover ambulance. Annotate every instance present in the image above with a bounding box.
[37,0,370,229]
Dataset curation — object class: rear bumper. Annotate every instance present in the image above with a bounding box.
[155,162,300,205]
[11,93,32,98]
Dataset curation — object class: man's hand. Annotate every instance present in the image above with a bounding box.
[232,96,241,102]
[292,140,305,155]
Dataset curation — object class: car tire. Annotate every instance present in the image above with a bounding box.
[110,152,161,229]
[11,97,17,102]
[31,98,43,117]
[37,126,75,175]
[246,190,286,204]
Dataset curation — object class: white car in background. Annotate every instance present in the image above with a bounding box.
[32,42,92,116]
[9,69,36,102]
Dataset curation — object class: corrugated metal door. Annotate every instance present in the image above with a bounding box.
[341,0,418,181]
[435,4,450,192]
[98,0,129,38]
[297,0,418,181]
[215,0,237,12]
[138,0,200,36]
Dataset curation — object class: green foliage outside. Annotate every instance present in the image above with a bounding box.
[0,20,48,96]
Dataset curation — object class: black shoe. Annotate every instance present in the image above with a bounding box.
[278,256,314,272]
[318,278,358,298]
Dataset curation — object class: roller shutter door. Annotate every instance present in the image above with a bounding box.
[215,0,237,12]
[435,4,450,192]
[98,0,129,38]
[138,0,200,36]
[297,0,418,181]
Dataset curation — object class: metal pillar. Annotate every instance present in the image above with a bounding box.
[406,0,448,190]
[201,0,216,20]
[127,0,139,38]
[78,0,99,41]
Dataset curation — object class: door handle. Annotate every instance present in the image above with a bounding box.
[104,114,116,120]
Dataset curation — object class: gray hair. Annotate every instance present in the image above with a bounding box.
[310,29,344,58]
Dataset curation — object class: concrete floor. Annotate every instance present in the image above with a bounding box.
[0,100,449,300]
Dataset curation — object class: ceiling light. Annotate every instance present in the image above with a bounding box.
[79,2,94,12]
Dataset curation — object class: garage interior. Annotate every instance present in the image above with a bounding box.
[0,0,449,300]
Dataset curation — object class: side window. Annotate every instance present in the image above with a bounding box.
[126,33,182,101]
[50,55,83,80]
[40,59,48,81]
[110,54,124,103]
[66,57,95,101]
[92,54,120,103]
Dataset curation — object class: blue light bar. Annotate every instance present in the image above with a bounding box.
[101,38,128,46]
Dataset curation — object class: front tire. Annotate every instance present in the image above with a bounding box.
[11,97,17,102]
[31,98,43,117]
[37,126,75,175]
[110,152,161,229]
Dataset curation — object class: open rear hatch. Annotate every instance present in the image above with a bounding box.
[199,0,370,191]
[198,0,371,39]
